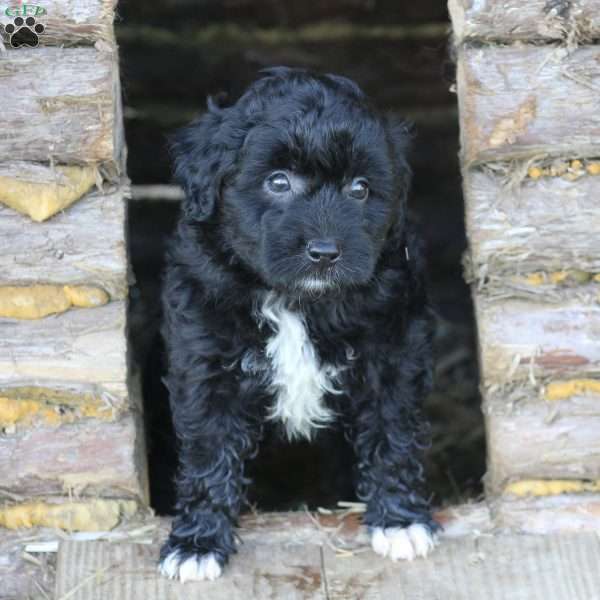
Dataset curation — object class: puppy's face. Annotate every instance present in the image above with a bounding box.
[173,69,410,295]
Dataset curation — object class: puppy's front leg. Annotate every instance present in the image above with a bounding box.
[350,327,439,561]
[159,390,259,582]
[352,391,439,561]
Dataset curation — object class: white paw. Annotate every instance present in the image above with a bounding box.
[159,551,223,582]
[371,524,437,561]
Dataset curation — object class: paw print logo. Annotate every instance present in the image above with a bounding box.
[3,16,45,48]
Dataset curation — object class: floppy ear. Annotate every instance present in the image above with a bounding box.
[170,98,238,222]
[384,115,414,201]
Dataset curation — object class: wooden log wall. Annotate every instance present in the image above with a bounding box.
[449,0,600,518]
[0,1,148,532]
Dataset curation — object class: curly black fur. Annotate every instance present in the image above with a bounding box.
[160,67,438,573]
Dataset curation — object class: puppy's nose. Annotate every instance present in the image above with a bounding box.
[306,239,341,263]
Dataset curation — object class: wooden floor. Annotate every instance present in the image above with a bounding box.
[54,532,600,600]
[47,509,600,600]
[3,506,600,599]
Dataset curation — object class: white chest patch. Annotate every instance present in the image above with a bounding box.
[259,293,340,440]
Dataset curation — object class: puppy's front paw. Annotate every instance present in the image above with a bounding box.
[371,523,437,561]
[159,550,223,582]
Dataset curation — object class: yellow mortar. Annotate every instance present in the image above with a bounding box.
[527,160,600,180]
[527,166,544,180]
[0,386,114,428]
[544,379,600,401]
[587,162,600,176]
[0,284,109,319]
[505,479,600,497]
[548,270,592,285]
[570,159,584,171]
[548,162,568,177]
[63,285,109,308]
[522,272,546,285]
[0,165,97,222]
[0,499,137,531]
[520,270,593,287]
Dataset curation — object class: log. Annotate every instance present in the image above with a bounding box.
[0,0,116,46]
[456,45,600,164]
[0,47,123,168]
[485,397,600,492]
[476,272,600,306]
[0,185,127,299]
[449,0,600,43]
[0,415,147,499]
[0,301,128,399]
[475,297,600,386]
[492,493,600,534]
[464,168,600,293]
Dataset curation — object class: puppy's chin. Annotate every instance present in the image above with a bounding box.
[263,273,341,298]
[264,265,377,298]
[294,276,338,296]
[288,272,368,298]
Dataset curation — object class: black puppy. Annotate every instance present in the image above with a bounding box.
[159,67,438,581]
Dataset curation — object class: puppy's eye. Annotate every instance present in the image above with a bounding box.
[266,172,292,194]
[348,178,369,201]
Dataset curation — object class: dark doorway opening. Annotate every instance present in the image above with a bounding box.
[120,0,484,516]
